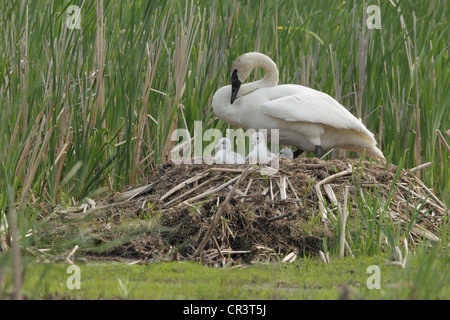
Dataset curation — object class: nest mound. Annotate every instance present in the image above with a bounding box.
[58,158,446,265]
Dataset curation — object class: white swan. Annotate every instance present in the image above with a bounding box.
[211,52,385,161]
[246,132,276,164]
[214,137,245,164]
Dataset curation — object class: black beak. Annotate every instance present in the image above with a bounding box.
[230,69,241,104]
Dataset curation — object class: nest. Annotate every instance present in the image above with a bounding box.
[53,158,447,266]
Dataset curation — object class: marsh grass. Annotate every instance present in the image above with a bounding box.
[0,0,448,299]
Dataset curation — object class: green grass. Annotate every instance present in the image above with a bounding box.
[2,245,448,300]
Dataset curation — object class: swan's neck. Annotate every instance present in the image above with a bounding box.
[240,53,279,96]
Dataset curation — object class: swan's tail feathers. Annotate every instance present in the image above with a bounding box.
[366,145,386,162]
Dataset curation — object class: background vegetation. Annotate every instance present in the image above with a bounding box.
[0,0,448,299]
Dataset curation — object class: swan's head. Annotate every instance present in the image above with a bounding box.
[215,137,232,151]
[251,132,266,146]
[230,52,278,104]
[230,55,254,104]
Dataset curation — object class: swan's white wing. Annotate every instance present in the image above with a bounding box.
[261,88,374,140]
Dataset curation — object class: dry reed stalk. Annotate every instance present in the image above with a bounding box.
[6,108,23,157]
[182,168,256,204]
[91,0,106,131]
[413,12,422,170]
[319,250,330,265]
[279,176,287,201]
[378,105,383,150]
[53,136,72,203]
[324,184,337,205]
[436,129,450,153]
[160,172,210,201]
[314,167,353,221]
[164,175,222,207]
[20,4,29,137]
[65,245,79,264]
[8,186,22,300]
[269,178,274,201]
[339,186,349,259]
[163,2,199,162]
[409,162,432,173]
[20,120,55,211]
[130,62,152,184]
[356,0,368,122]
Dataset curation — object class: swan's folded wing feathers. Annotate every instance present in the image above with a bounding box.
[262,90,372,135]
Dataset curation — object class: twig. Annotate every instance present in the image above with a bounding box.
[227,185,246,196]
[209,167,249,173]
[409,162,432,173]
[241,178,254,203]
[314,168,352,221]
[320,148,334,160]
[164,175,221,207]
[267,212,290,222]
[65,245,79,264]
[160,173,209,201]
[319,167,353,186]
[269,178,274,201]
[193,165,251,258]
[279,176,287,201]
[183,170,252,204]
[212,236,224,260]
[286,177,302,209]
[244,178,253,195]
[220,249,252,255]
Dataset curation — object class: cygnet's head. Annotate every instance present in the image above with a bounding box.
[251,132,266,146]
[279,148,294,159]
[215,137,232,151]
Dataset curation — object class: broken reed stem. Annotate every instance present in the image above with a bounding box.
[160,172,209,201]
[436,129,450,153]
[65,245,79,264]
[193,165,251,258]
[164,175,221,207]
[319,250,330,265]
[315,167,353,221]
[339,186,349,259]
[409,162,432,173]
[279,176,287,201]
